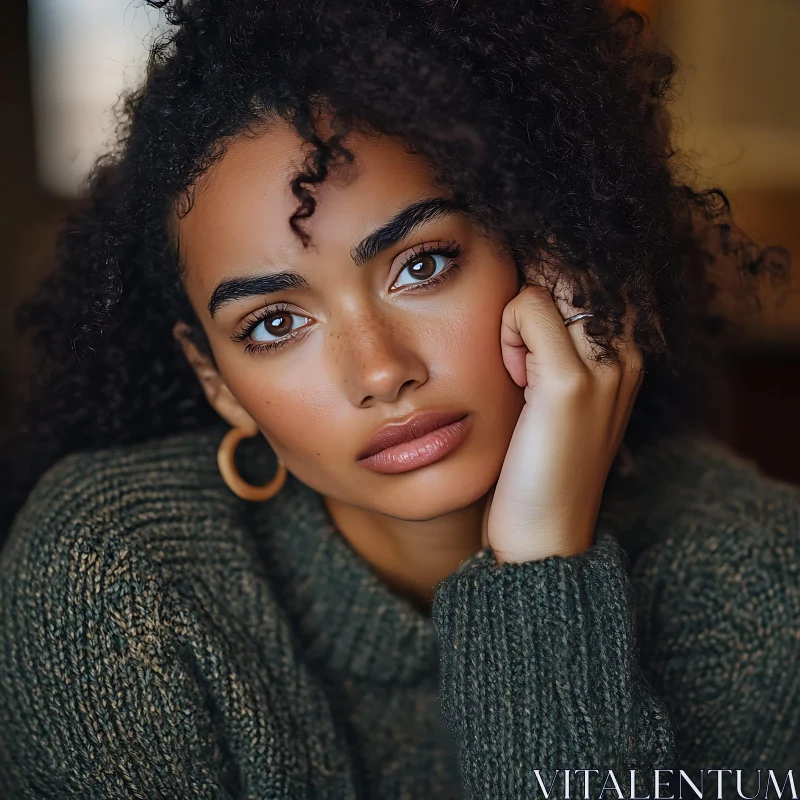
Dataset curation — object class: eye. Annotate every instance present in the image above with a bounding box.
[250,309,311,343]
[392,253,449,289]
[391,241,462,291]
[231,301,313,355]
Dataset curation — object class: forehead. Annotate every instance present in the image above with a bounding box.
[176,118,441,281]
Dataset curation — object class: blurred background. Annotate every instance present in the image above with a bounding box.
[0,0,798,483]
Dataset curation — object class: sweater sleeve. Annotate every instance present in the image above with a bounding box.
[430,531,679,800]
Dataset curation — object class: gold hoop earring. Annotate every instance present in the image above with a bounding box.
[217,426,287,502]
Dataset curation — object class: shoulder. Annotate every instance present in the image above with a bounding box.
[630,434,800,618]
[624,436,800,765]
[0,426,253,640]
[619,432,800,604]
[4,425,232,558]
[0,428,294,795]
[607,432,800,553]
[7,425,230,542]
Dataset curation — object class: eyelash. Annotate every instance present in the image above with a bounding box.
[232,240,463,356]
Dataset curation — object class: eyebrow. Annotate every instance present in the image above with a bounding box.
[207,196,462,319]
[350,196,461,267]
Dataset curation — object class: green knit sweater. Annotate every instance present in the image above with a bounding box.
[0,426,798,799]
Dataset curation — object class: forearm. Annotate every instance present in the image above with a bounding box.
[431,533,677,799]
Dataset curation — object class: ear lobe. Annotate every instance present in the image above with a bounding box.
[172,320,258,431]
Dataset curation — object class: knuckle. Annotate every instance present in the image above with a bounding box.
[627,349,646,378]
[518,283,553,307]
[616,333,645,371]
[552,366,593,399]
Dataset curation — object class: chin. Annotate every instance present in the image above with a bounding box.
[365,453,500,521]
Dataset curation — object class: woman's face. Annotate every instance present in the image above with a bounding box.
[175,116,526,520]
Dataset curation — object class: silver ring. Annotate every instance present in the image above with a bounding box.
[563,312,595,327]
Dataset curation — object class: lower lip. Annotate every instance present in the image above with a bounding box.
[357,415,471,474]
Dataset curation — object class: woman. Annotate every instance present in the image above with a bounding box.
[0,0,797,797]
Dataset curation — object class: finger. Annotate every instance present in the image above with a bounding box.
[500,284,587,390]
[612,309,646,431]
[513,272,644,393]
[615,306,645,377]
[525,271,604,372]
[549,275,643,384]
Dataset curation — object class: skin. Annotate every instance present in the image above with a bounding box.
[174,114,644,613]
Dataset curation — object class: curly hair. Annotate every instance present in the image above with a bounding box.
[0,0,790,536]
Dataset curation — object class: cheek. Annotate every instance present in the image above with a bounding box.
[435,308,521,408]
[432,265,519,386]
[435,262,526,428]
[222,360,337,457]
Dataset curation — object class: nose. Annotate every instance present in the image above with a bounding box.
[333,304,428,407]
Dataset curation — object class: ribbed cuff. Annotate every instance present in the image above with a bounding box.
[431,534,676,799]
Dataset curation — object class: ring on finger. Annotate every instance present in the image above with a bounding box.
[563,312,596,327]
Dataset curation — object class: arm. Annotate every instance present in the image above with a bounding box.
[434,467,800,800]
[431,530,678,800]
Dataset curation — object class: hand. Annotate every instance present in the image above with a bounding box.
[480,280,645,564]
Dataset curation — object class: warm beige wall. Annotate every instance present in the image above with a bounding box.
[657,0,800,348]
[658,0,800,193]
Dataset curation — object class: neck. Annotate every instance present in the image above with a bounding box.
[323,491,489,614]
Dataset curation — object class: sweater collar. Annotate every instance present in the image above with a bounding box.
[249,471,440,686]
[240,429,702,687]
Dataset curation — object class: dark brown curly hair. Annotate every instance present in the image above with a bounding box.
[0,0,790,536]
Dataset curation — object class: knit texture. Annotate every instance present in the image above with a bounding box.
[0,425,798,799]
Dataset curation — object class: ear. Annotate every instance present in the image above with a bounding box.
[173,320,258,431]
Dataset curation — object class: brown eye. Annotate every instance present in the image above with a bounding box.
[251,311,308,342]
[408,254,437,280]
[392,251,449,289]
[265,314,292,337]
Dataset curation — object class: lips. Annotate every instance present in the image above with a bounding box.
[358,409,469,460]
